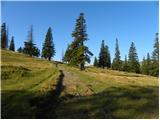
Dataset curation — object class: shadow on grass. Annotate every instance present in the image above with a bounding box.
[55,85,159,119]
[2,70,65,119]
[2,75,159,119]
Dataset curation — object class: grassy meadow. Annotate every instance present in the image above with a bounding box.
[1,50,159,118]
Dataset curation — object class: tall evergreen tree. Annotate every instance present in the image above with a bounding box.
[1,23,8,49]
[141,53,151,75]
[93,57,98,67]
[98,40,111,68]
[150,33,159,76]
[17,47,23,53]
[42,27,55,61]
[128,42,140,73]
[64,13,93,70]
[105,45,111,68]
[112,38,122,70]
[152,33,159,61]
[64,44,72,63]
[122,55,129,72]
[9,36,15,51]
[23,25,40,57]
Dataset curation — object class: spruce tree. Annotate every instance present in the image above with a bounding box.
[98,40,107,68]
[112,38,122,70]
[23,25,40,57]
[128,42,140,73]
[105,45,111,68]
[64,13,93,70]
[64,44,72,63]
[9,36,15,51]
[17,47,23,53]
[122,55,129,72]
[141,53,151,75]
[98,40,111,69]
[1,23,8,49]
[93,57,98,67]
[150,33,159,76]
[141,56,147,74]
[42,27,55,61]
[152,33,159,61]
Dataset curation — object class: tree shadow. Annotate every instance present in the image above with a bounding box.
[2,70,65,119]
[55,85,159,119]
[2,73,159,119]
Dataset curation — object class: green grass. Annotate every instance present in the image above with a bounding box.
[54,65,158,119]
[1,50,59,118]
[1,50,159,119]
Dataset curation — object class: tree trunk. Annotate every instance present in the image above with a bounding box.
[48,57,51,61]
[80,63,85,71]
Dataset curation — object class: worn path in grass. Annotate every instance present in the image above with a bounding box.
[54,64,159,119]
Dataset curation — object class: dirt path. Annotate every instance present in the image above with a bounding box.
[59,65,95,97]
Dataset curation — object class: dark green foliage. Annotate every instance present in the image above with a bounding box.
[140,33,159,77]
[141,56,147,75]
[9,36,15,51]
[1,23,8,49]
[150,33,159,77]
[64,44,72,63]
[128,42,140,73]
[42,27,55,61]
[23,25,40,57]
[93,57,98,67]
[122,55,129,72]
[141,53,151,75]
[152,33,159,61]
[105,45,111,68]
[98,40,111,69]
[17,47,23,53]
[112,38,122,70]
[64,13,93,70]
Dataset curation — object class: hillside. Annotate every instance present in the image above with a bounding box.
[1,50,159,119]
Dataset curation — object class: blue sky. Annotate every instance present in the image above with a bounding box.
[1,1,158,64]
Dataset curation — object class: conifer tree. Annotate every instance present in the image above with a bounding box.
[98,40,111,69]
[23,25,40,57]
[64,44,72,63]
[1,23,8,49]
[141,53,151,75]
[152,33,159,61]
[93,57,98,67]
[17,47,23,53]
[141,56,147,74]
[42,27,55,61]
[128,42,140,73]
[105,45,111,68]
[112,38,122,70]
[150,33,159,76]
[64,13,93,70]
[9,36,15,51]
[122,55,129,71]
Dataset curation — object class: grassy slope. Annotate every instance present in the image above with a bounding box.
[1,50,60,118]
[1,50,159,118]
[55,65,159,118]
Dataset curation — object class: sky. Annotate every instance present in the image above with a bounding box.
[1,1,158,64]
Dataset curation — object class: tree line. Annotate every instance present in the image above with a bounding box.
[1,23,55,61]
[93,34,159,77]
[1,13,159,76]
